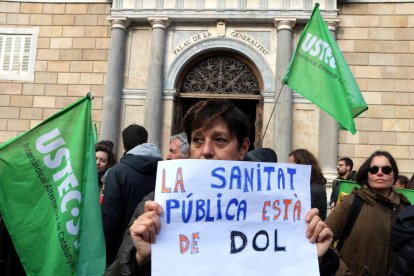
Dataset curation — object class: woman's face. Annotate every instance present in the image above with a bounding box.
[288,155,296,164]
[367,155,395,196]
[96,151,109,173]
[189,120,249,161]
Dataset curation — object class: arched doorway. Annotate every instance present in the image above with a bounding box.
[173,51,263,149]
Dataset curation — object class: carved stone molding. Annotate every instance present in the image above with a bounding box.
[148,17,171,29]
[274,17,296,31]
[217,20,226,37]
[107,17,131,30]
[325,18,341,32]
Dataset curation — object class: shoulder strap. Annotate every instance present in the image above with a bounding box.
[336,194,363,251]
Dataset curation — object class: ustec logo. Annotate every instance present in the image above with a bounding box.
[301,32,336,69]
[35,128,81,237]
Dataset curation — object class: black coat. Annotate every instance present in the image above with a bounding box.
[105,192,154,276]
[0,218,25,276]
[311,182,327,220]
[391,205,414,276]
[102,154,161,266]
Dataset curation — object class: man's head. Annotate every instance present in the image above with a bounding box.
[166,132,190,160]
[337,157,353,178]
[394,175,409,189]
[243,148,277,163]
[122,124,148,153]
[182,99,251,160]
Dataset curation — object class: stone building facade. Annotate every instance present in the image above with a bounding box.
[0,0,413,179]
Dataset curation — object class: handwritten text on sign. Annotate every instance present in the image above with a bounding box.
[152,159,319,276]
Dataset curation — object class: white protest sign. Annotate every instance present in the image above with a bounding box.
[152,159,319,276]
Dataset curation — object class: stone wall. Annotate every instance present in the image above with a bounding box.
[337,3,414,176]
[0,1,413,177]
[0,2,111,142]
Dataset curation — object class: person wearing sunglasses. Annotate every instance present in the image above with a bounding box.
[325,150,411,276]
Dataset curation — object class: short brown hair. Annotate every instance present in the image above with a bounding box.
[182,99,251,149]
[121,124,148,152]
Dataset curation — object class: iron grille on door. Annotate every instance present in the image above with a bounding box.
[180,56,260,95]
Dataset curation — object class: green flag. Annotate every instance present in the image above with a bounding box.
[0,95,105,275]
[282,3,368,134]
[396,188,414,205]
[337,180,360,205]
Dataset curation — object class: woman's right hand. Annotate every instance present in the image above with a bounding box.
[130,201,163,265]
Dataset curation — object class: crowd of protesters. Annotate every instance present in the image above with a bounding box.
[95,99,414,276]
[1,98,413,275]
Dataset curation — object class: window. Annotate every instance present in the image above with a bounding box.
[0,27,39,81]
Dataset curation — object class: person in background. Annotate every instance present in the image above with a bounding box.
[391,205,414,276]
[95,140,117,200]
[97,139,115,151]
[329,157,357,209]
[105,99,337,276]
[121,124,149,155]
[102,124,162,266]
[407,173,414,190]
[289,149,328,220]
[325,150,410,275]
[394,175,409,190]
[166,132,189,160]
[0,218,25,276]
[243,147,278,163]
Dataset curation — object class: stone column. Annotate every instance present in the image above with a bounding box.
[144,17,170,146]
[273,18,296,163]
[101,18,130,154]
[318,18,341,178]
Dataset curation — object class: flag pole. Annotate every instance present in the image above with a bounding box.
[258,83,285,148]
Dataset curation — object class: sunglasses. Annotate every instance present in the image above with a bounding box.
[367,165,393,175]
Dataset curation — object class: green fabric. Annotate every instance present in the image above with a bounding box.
[93,121,98,144]
[337,182,414,205]
[0,96,105,275]
[337,180,360,204]
[282,3,368,134]
[396,188,414,205]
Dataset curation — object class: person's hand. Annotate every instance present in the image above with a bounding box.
[130,201,163,265]
[305,208,334,260]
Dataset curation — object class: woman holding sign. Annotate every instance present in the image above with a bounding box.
[325,151,410,275]
[105,99,337,276]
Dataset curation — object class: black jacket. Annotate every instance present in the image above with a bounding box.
[311,182,327,220]
[105,192,154,276]
[391,205,414,276]
[102,145,161,266]
[0,218,25,276]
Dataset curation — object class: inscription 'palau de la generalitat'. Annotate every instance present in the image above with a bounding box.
[173,31,269,56]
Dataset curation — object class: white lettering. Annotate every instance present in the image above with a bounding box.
[44,147,70,169]
[35,128,65,154]
[57,173,79,198]
[61,190,81,235]
[35,128,82,240]
[301,32,336,69]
